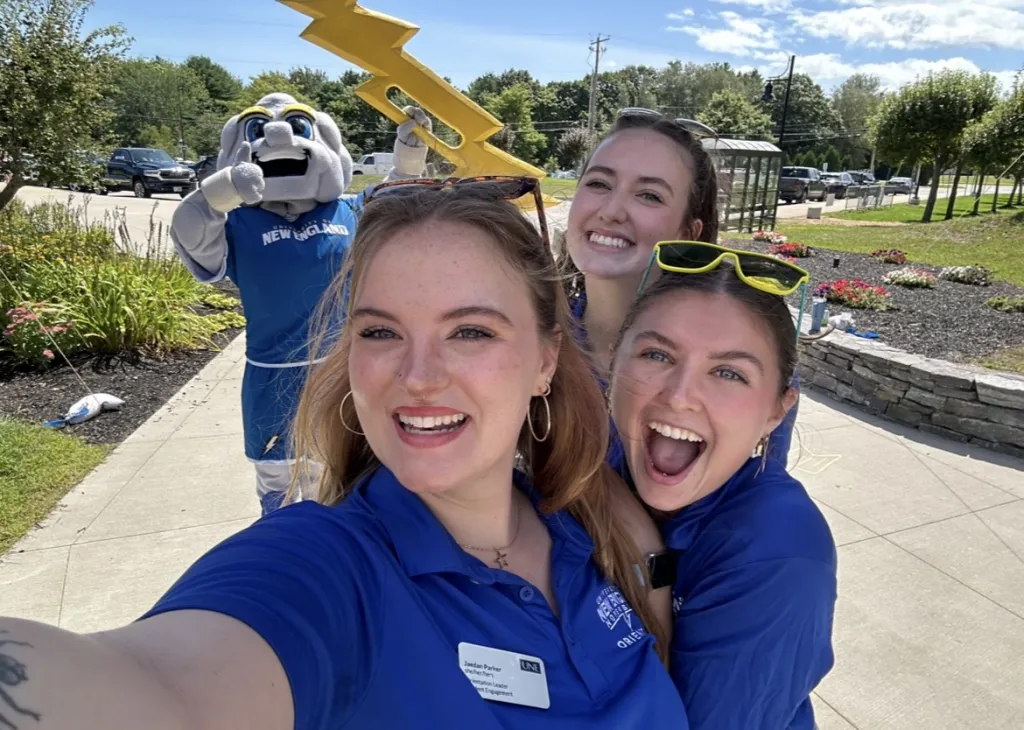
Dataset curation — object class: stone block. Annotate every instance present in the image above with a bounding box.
[817,359,853,383]
[825,346,855,361]
[804,346,827,360]
[886,403,925,426]
[904,387,948,412]
[909,360,977,391]
[975,373,1024,410]
[900,397,936,415]
[934,386,978,401]
[852,364,909,394]
[875,387,904,403]
[931,413,1024,448]
[836,383,869,406]
[825,353,853,369]
[919,423,971,444]
[950,399,1024,430]
[811,372,840,393]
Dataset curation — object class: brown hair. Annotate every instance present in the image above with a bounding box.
[291,188,669,662]
[560,112,721,296]
[612,266,798,397]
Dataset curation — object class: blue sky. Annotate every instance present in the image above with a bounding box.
[88,0,1023,94]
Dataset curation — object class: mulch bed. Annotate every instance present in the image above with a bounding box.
[725,238,1024,365]
[0,281,244,446]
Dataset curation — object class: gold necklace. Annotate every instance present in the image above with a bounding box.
[458,500,522,570]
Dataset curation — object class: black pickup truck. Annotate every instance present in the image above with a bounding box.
[103,147,198,198]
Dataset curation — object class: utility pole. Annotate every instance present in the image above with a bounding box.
[587,35,610,144]
[777,55,795,149]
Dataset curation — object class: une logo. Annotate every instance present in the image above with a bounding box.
[519,659,542,675]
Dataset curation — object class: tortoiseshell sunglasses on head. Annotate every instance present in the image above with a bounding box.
[364,175,549,248]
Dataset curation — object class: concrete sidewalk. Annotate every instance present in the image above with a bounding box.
[2,335,1023,729]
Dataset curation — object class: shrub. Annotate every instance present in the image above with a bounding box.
[882,267,937,288]
[814,279,892,311]
[0,199,240,369]
[768,241,812,258]
[753,230,787,244]
[938,265,991,286]
[870,248,907,265]
[986,296,1024,313]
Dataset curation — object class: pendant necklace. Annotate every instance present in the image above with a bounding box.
[459,500,522,570]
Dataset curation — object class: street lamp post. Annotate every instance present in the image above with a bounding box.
[762,55,796,231]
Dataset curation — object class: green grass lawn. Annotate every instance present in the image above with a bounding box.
[779,208,1024,286]
[828,193,1018,223]
[0,419,111,554]
[346,174,578,199]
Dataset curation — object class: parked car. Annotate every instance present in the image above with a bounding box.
[848,171,876,185]
[779,166,828,204]
[884,177,914,195]
[191,155,218,184]
[103,147,197,198]
[820,172,855,199]
[351,152,394,175]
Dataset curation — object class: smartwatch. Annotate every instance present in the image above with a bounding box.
[634,551,677,590]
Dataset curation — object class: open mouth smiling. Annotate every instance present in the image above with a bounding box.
[253,150,311,178]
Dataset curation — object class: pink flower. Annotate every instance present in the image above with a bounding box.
[42,349,54,360]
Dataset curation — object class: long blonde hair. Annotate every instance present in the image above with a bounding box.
[291,188,668,661]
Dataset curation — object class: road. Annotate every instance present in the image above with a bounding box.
[8,182,1000,250]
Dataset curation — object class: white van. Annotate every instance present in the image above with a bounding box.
[351,152,394,176]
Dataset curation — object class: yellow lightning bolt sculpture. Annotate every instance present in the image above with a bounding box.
[279,0,554,196]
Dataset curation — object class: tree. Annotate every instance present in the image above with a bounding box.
[235,72,313,112]
[482,83,547,164]
[841,154,852,171]
[556,126,592,170]
[655,61,763,117]
[832,74,883,169]
[825,146,842,172]
[698,89,773,140]
[107,59,212,158]
[0,0,129,211]
[872,70,998,222]
[467,69,540,105]
[184,56,242,111]
[763,74,843,156]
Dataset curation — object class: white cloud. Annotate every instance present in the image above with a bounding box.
[790,1,1024,51]
[667,10,779,56]
[755,53,1018,94]
[712,0,793,12]
[667,9,695,20]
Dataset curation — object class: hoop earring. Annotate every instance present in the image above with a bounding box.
[340,391,365,436]
[528,382,552,443]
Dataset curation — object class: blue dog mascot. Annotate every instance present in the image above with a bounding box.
[170,93,430,515]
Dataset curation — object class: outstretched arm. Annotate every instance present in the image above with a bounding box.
[0,612,290,730]
[170,143,266,280]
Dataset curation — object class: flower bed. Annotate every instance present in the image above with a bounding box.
[768,241,812,258]
[870,248,907,265]
[939,265,991,286]
[815,279,892,310]
[882,268,938,289]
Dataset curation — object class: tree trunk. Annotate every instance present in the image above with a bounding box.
[944,160,965,220]
[1018,176,1023,205]
[993,177,1002,213]
[922,157,944,223]
[972,172,986,216]
[1004,177,1020,208]
[0,174,24,213]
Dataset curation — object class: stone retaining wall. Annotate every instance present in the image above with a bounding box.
[798,330,1024,460]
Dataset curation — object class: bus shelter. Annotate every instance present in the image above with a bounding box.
[702,138,784,234]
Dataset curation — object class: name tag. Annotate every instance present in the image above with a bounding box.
[458,642,551,710]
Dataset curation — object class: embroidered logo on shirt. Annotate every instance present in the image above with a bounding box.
[596,586,648,649]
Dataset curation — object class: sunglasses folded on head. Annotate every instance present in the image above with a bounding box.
[616,108,719,140]
[639,241,810,297]
[364,176,549,247]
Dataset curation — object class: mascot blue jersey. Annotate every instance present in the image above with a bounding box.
[225,195,364,366]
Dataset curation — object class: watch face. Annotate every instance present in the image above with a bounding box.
[645,552,677,590]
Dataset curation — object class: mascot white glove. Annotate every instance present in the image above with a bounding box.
[391,105,433,179]
[202,141,267,214]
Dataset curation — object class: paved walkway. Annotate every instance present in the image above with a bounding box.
[2,334,1023,728]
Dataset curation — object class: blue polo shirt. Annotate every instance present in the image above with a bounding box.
[665,458,837,730]
[141,466,688,729]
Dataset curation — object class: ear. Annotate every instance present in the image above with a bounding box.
[689,218,704,242]
[763,386,798,438]
[537,327,562,394]
[315,111,352,187]
[216,115,243,170]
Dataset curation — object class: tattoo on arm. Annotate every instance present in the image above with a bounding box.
[0,632,40,729]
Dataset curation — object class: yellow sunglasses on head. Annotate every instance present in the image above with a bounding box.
[639,240,810,297]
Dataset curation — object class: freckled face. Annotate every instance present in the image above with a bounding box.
[347,220,558,495]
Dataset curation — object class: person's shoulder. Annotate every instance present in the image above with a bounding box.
[708,461,836,570]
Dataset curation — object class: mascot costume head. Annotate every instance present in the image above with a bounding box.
[204,93,354,218]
